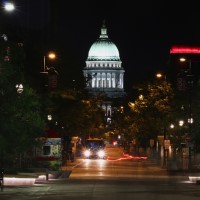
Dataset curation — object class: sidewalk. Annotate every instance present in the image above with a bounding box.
[3,160,77,186]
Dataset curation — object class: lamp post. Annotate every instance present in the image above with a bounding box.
[178,119,188,171]
[179,57,193,171]
[40,52,57,89]
[1,1,15,39]
[156,72,168,167]
[1,1,15,44]
[179,58,193,122]
[42,52,56,73]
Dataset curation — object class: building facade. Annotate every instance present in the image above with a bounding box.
[169,45,200,91]
[83,22,125,125]
[83,22,125,98]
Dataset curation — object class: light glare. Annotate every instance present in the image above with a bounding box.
[179,120,184,126]
[4,2,15,11]
[97,150,105,158]
[156,73,162,78]
[48,52,56,59]
[84,150,90,157]
[179,57,186,62]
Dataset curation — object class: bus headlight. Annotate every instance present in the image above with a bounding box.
[97,150,105,158]
[84,150,90,157]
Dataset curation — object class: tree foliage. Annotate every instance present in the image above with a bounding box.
[46,89,105,139]
[127,80,174,146]
[0,40,45,167]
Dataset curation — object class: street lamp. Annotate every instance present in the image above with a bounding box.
[1,1,15,41]
[156,73,163,79]
[40,52,59,89]
[3,2,15,12]
[42,52,56,73]
[179,57,194,132]
[156,72,167,81]
[47,115,52,121]
[156,72,168,167]
[170,124,174,129]
[179,120,184,127]
[16,84,23,94]
[48,52,56,60]
[179,57,194,171]
[179,58,193,120]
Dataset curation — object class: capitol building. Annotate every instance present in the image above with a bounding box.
[83,22,125,98]
[83,22,125,125]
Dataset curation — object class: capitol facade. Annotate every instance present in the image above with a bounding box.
[83,22,125,125]
[83,22,125,98]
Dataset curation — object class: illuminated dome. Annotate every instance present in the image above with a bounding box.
[83,22,125,99]
[87,23,120,61]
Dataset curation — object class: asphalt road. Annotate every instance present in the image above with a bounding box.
[69,146,167,178]
[1,146,200,200]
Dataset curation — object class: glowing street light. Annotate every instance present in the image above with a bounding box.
[47,115,52,121]
[1,1,15,42]
[41,52,59,90]
[156,73,163,78]
[43,52,56,73]
[179,57,186,62]
[179,120,184,127]
[170,124,174,129]
[156,72,166,81]
[3,2,15,12]
[16,84,23,94]
[179,57,192,70]
[48,52,56,59]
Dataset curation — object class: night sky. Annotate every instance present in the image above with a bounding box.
[2,0,200,91]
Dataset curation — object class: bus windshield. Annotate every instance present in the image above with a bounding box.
[85,140,105,149]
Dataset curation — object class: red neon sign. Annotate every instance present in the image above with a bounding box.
[170,46,200,54]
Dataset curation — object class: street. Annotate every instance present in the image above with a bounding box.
[1,146,200,200]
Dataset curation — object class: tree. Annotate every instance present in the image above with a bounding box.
[128,80,174,148]
[45,89,105,139]
[0,40,45,167]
